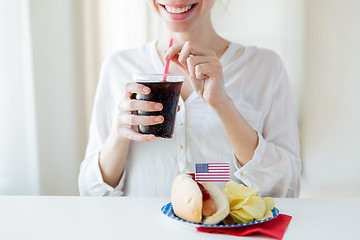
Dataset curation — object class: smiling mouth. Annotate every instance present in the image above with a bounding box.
[161,4,196,14]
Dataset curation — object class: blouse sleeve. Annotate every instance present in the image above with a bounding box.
[78,57,126,196]
[233,60,302,198]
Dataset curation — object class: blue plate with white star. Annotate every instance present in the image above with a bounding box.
[161,202,279,228]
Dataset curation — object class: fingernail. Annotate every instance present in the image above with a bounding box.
[147,135,155,141]
[155,103,163,110]
[143,87,150,94]
[155,116,163,123]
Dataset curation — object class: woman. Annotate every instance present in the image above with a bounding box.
[78,0,302,197]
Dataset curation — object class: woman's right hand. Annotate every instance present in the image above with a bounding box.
[116,82,164,142]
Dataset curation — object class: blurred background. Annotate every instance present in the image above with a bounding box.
[1,0,359,197]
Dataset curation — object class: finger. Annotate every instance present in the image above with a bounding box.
[177,45,192,69]
[124,82,151,99]
[118,113,164,126]
[170,57,188,73]
[186,56,218,78]
[118,126,155,142]
[119,99,163,112]
[164,41,215,61]
[195,63,221,80]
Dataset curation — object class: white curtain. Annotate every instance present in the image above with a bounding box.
[1,0,87,195]
[0,0,39,195]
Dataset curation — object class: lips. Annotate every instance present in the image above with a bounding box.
[158,3,198,21]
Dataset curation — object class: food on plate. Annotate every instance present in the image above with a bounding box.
[170,175,276,226]
[222,181,276,224]
[170,174,230,224]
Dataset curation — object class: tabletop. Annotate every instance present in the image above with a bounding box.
[0,196,359,240]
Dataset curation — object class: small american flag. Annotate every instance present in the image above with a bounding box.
[195,163,230,182]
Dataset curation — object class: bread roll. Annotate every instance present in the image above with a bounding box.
[171,174,230,224]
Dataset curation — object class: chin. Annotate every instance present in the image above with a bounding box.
[166,22,194,32]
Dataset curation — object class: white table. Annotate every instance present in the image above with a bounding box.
[0,197,358,240]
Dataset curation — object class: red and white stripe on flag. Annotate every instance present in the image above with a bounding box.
[195,162,230,182]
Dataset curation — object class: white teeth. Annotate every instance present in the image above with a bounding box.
[165,5,192,14]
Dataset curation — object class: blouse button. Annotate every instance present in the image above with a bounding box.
[179,122,183,126]
[179,145,183,150]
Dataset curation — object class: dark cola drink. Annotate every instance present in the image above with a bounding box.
[132,74,184,138]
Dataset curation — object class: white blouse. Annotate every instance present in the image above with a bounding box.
[78,41,302,198]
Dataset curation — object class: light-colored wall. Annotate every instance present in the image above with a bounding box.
[83,0,101,129]
[212,0,305,115]
[301,0,360,197]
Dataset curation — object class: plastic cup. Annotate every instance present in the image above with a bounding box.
[132,74,184,138]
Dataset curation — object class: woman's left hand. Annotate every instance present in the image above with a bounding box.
[164,41,230,109]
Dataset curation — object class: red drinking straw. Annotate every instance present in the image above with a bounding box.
[163,38,174,82]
